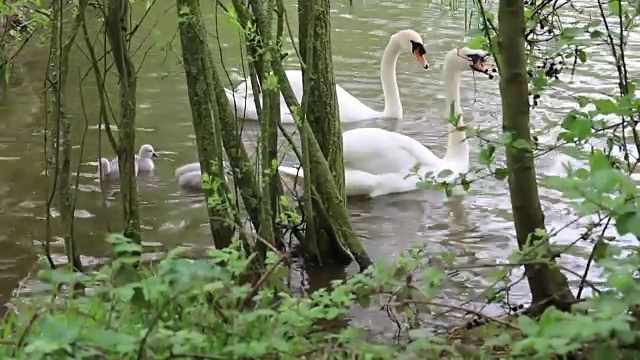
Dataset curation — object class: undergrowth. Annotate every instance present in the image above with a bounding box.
[1,233,640,359]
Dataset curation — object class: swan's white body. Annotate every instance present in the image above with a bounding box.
[96,157,139,179]
[279,47,495,198]
[96,144,157,180]
[175,161,232,191]
[106,144,158,173]
[225,29,429,124]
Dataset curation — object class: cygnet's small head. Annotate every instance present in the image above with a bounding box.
[390,29,430,70]
[139,144,158,159]
[445,47,498,79]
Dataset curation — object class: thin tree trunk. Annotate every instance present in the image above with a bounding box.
[46,0,83,272]
[105,0,141,245]
[245,0,279,254]
[297,0,354,266]
[498,0,575,315]
[176,0,235,249]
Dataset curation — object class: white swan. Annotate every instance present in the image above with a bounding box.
[278,47,497,198]
[96,144,157,180]
[225,29,430,124]
[175,161,233,191]
[96,157,139,179]
[108,144,158,173]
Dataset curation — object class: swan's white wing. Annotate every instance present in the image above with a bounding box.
[175,162,201,178]
[342,128,441,176]
[334,85,381,121]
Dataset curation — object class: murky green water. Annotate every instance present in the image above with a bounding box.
[0,0,636,335]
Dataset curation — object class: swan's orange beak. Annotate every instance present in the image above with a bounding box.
[413,50,429,70]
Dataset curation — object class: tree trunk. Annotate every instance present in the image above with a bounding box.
[227,0,371,269]
[105,0,141,245]
[176,0,236,249]
[297,0,353,266]
[45,0,83,272]
[246,0,279,255]
[498,0,575,314]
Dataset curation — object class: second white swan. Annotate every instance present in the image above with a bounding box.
[225,29,430,123]
[278,47,497,198]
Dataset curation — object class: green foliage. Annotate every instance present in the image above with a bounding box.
[8,232,640,359]
[2,234,470,359]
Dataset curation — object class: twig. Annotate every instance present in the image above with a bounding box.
[240,252,290,310]
[14,309,43,354]
[137,294,180,360]
[388,299,519,330]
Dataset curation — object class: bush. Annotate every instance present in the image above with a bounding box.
[4,233,640,359]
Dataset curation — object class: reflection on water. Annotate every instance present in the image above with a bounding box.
[0,0,630,332]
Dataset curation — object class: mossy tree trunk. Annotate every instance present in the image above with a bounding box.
[105,0,141,245]
[225,0,371,269]
[295,0,357,266]
[176,0,235,249]
[249,0,279,255]
[298,0,344,195]
[498,0,575,314]
[45,0,83,272]
[172,0,271,252]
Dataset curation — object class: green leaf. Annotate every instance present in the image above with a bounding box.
[468,36,485,50]
[608,0,622,16]
[615,211,640,238]
[594,99,618,114]
[561,27,580,40]
[576,96,590,108]
[479,144,496,165]
[511,139,531,150]
[590,29,604,39]
[437,169,454,179]
[533,70,548,89]
[593,238,610,261]
[517,316,540,336]
[589,150,612,173]
[575,168,590,179]
[494,168,509,180]
[561,112,591,140]
[578,49,587,63]
[265,73,278,90]
[83,328,138,353]
[628,81,637,95]
[590,169,619,193]
[589,19,602,28]
[557,131,575,143]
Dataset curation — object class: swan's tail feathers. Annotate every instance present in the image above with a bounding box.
[278,165,305,181]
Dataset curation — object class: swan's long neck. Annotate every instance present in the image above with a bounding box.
[442,64,469,170]
[380,41,402,118]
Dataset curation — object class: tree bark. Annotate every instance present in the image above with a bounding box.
[105,0,141,245]
[297,0,354,266]
[45,0,83,272]
[498,0,575,314]
[177,0,235,249]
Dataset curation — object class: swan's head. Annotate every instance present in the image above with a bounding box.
[390,29,429,70]
[445,47,497,79]
[139,144,158,159]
